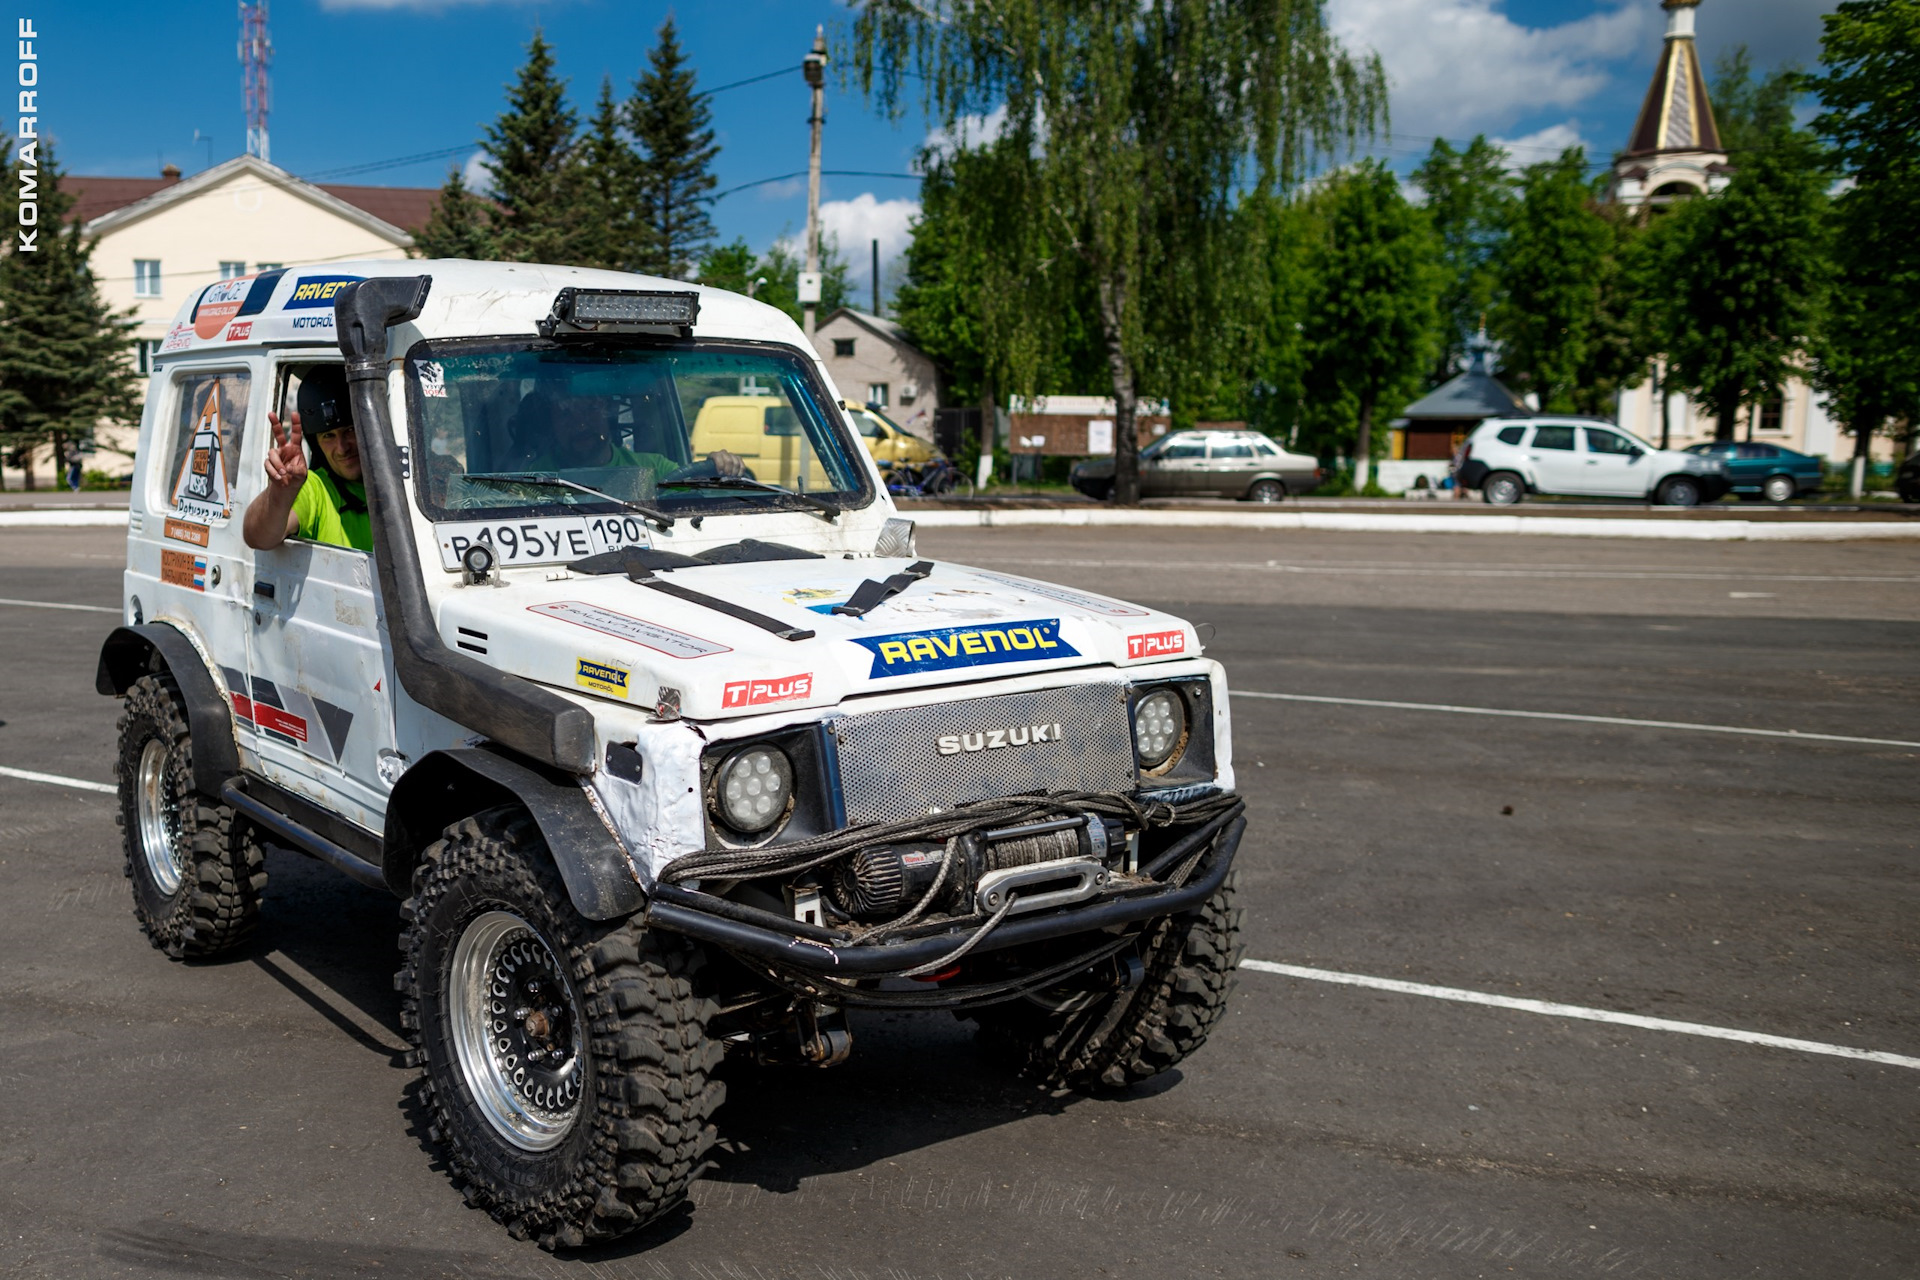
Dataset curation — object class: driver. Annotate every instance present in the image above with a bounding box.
[242,365,373,552]
[519,392,745,479]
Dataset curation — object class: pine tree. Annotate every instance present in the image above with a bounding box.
[574,77,650,271]
[411,165,496,260]
[480,30,582,264]
[629,17,719,279]
[0,143,140,490]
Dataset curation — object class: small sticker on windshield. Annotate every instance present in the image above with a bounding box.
[418,361,447,398]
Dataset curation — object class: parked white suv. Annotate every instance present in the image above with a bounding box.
[1457,418,1729,506]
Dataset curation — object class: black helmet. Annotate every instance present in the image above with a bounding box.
[297,365,350,437]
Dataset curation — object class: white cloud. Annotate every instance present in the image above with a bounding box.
[1328,0,1659,140]
[820,193,921,308]
[923,104,1010,159]
[461,150,494,195]
[756,177,805,202]
[1489,121,1592,167]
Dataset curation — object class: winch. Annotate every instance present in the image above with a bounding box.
[825,814,1127,922]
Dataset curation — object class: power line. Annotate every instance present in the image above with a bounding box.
[708,169,921,202]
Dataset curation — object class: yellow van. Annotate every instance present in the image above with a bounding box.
[688,395,834,490]
[846,402,938,470]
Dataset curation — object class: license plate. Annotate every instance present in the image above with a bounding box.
[435,515,651,569]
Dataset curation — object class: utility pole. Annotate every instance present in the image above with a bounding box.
[800,27,827,339]
[871,238,880,316]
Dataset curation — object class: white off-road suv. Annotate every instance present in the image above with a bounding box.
[1457,417,1730,506]
[97,262,1245,1250]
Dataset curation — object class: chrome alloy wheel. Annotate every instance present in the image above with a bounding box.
[449,910,586,1152]
[135,737,186,896]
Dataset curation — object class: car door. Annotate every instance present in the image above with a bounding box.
[1204,440,1257,497]
[1525,424,1584,493]
[1144,436,1209,496]
[1579,427,1650,497]
[241,361,398,833]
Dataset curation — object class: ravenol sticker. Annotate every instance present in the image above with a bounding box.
[575,658,631,699]
[1127,629,1185,660]
[722,673,813,708]
[283,273,363,310]
[851,619,1079,679]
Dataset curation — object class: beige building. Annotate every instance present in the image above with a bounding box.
[18,155,436,484]
[810,308,940,440]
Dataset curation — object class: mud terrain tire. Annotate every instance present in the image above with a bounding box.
[976,874,1243,1091]
[116,671,265,959]
[398,807,724,1251]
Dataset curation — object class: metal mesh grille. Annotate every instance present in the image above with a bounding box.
[834,683,1135,825]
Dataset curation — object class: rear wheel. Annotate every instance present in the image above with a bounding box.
[116,671,265,959]
[399,807,724,1251]
[1247,479,1286,504]
[1762,474,1797,503]
[1481,472,1525,506]
[1656,475,1703,507]
[974,875,1242,1092]
[1075,479,1114,502]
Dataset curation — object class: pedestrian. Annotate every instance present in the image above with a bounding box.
[63,442,82,492]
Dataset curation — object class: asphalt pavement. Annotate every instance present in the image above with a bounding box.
[1,526,1914,1279]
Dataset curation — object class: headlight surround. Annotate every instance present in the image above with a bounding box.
[714,744,795,835]
[1132,687,1190,773]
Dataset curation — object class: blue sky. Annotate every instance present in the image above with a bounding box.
[43,0,1830,299]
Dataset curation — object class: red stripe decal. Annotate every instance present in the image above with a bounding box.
[252,704,308,742]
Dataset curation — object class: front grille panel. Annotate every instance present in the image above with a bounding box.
[834,683,1135,825]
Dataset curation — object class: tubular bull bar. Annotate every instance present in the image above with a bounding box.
[644,805,1245,977]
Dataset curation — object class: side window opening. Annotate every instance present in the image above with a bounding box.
[1496,426,1526,446]
[1531,426,1576,451]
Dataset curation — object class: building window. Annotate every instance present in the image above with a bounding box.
[1757,397,1785,434]
[133,260,162,298]
[255,262,283,272]
[135,339,163,375]
[867,383,889,407]
[833,338,855,357]
[218,261,247,279]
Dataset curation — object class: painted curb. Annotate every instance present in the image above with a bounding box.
[911,508,1920,541]
[0,510,132,528]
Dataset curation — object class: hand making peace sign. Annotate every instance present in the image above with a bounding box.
[263,410,309,493]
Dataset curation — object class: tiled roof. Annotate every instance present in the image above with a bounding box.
[1400,372,1527,421]
[66,170,440,232]
[68,176,177,224]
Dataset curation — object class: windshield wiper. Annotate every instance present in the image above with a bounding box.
[661,475,841,521]
[466,472,674,529]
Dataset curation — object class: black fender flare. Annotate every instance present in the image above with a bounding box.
[382,746,643,921]
[96,623,240,796]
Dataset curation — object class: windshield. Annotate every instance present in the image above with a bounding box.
[405,340,870,523]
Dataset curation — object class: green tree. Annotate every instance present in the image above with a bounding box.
[1803,0,1920,489]
[852,0,1385,504]
[1490,149,1612,413]
[1711,45,1808,156]
[0,144,140,491]
[694,238,763,296]
[1412,135,1513,383]
[891,160,989,405]
[1241,191,1320,446]
[573,77,650,272]
[750,232,852,324]
[630,17,719,279]
[1658,136,1828,441]
[1298,161,1441,488]
[1569,204,1654,418]
[479,30,582,264]
[410,165,496,260]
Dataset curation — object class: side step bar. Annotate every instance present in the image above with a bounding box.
[221,778,388,891]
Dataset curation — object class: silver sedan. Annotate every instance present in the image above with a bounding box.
[1070,430,1322,502]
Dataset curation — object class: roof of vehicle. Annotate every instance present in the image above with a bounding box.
[155,258,810,362]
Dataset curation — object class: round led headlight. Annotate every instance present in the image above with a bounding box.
[715,745,794,835]
[1132,688,1189,772]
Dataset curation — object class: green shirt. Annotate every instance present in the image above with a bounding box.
[291,469,373,552]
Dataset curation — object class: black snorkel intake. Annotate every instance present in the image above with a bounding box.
[334,276,597,774]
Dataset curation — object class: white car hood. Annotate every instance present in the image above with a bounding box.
[437,556,1200,720]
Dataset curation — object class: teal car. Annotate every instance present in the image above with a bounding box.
[1683,442,1825,503]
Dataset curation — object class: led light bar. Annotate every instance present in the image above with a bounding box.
[539,287,701,338]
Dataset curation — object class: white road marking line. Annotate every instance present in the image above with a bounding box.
[1241,960,1920,1071]
[1234,689,1920,751]
[0,766,116,794]
[0,596,119,614]
[978,555,1920,584]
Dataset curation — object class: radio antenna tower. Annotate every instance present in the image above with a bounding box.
[239,2,272,163]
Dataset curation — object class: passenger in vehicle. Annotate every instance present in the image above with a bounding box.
[513,389,745,480]
[242,365,374,553]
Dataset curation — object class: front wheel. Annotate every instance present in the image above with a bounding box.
[1762,474,1797,503]
[399,808,724,1250]
[1656,476,1703,507]
[1481,472,1525,506]
[1246,479,1286,504]
[116,671,265,959]
[974,874,1243,1092]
